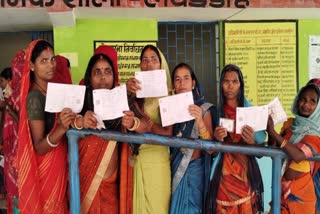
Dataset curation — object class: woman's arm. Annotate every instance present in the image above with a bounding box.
[30,108,75,155]
[267,117,306,162]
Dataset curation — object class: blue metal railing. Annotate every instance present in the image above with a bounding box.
[66,128,320,214]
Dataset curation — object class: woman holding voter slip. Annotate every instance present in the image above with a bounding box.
[124,44,172,214]
[266,83,320,214]
[205,64,265,214]
[73,45,133,214]
[168,63,217,214]
[16,39,75,212]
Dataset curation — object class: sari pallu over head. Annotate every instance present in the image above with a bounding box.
[16,39,69,213]
[290,83,320,145]
[204,64,265,214]
[80,45,133,214]
[129,46,173,155]
[51,55,72,84]
[2,49,25,213]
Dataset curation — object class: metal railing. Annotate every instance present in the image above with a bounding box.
[66,128,320,214]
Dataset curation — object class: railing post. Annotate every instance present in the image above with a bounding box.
[271,156,282,214]
[67,131,81,214]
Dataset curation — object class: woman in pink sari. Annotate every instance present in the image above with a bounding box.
[16,39,76,213]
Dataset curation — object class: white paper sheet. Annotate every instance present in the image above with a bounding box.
[309,35,320,79]
[236,105,268,134]
[268,97,287,126]
[159,91,194,127]
[219,118,234,132]
[135,69,168,98]
[93,85,129,120]
[45,83,86,113]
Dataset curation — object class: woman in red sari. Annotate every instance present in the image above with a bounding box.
[74,45,132,214]
[16,39,76,213]
[1,50,24,213]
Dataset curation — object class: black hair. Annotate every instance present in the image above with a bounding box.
[171,62,196,83]
[219,64,245,117]
[84,53,116,89]
[30,40,54,81]
[299,83,320,103]
[140,44,162,66]
[0,67,12,80]
[31,40,54,64]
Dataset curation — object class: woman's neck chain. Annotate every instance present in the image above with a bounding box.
[34,81,47,95]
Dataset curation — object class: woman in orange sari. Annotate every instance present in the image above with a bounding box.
[267,83,320,214]
[74,45,132,214]
[16,39,76,213]
[205,64,265,214]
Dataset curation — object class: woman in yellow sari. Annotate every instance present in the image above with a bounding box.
[124,45,172,214]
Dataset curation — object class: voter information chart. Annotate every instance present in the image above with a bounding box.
[224,21,297,116]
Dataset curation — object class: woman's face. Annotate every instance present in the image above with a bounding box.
[173,66,195,94]
[298,88,319,117]
[30,48,56,82]
[140,48,160,71]
[90,58,114,90]
[0,77,9,90]
[222,71,240,101]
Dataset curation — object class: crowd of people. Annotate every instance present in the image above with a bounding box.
[0,39,319,214]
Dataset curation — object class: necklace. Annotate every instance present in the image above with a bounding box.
[34,81,47,95]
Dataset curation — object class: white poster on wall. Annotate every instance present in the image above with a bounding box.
[309,35,320,79]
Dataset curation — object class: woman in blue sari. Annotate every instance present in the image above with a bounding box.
[169,63,217,214]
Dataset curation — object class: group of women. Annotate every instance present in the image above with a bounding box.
[1,38,320,214]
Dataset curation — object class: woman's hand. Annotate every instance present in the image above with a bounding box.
[122,110,135,129]
[241,125,255,145]
[83,111,98,129]
[188,104,203,124]
[58,108,76,131]
[126,78,141,94]
[214,126,227,142]
[266,116,275,134]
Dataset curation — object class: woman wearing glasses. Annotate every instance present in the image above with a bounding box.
[123,45,172,214]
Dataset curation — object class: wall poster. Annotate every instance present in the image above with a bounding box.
[224,21,297,116]
[309,35,320,80]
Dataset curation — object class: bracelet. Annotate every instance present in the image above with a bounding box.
[280,139,288,148]
[46,133,59,147]
[128,117,140,131]
[74,115,83,130]
[199,129,211,140]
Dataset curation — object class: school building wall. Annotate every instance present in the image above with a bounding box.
[53,19,157,84]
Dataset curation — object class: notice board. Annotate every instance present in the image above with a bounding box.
[224,21,297,115]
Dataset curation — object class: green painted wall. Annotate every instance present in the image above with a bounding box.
[53,19,158,83]
[298,19,320,88]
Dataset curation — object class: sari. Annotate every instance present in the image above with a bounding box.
[131,49,172,214]
[15,39,71,213]
[279,83,320,214]
[205,64,265,214]
[51,55,72,84]
[79,45,132,214]
[2,50,24,213]
[170,74,218,214]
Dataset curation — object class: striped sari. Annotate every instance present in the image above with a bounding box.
[15,39,71,213]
